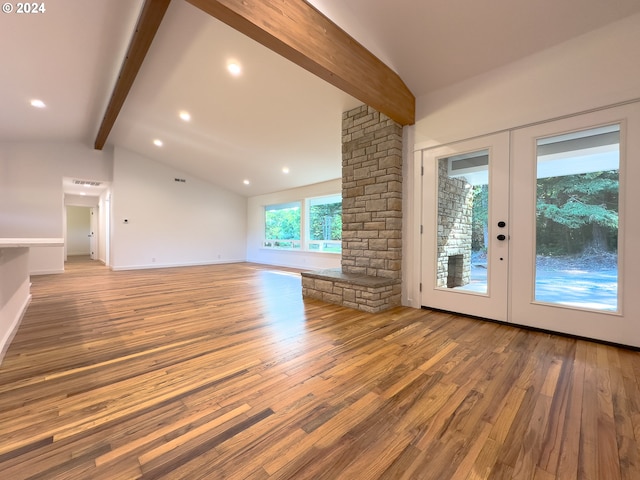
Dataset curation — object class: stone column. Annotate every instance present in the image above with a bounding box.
[301,105,404,312]
[341,105,403,281]
[436,159,473,288]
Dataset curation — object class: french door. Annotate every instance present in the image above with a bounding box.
[420,103,640,347]
[421,132,510,321]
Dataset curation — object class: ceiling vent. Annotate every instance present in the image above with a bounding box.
[73,179,102,187]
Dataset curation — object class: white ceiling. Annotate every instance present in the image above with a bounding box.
[309,0,640,97]
[2,0,639,197]
[109,0,361,197]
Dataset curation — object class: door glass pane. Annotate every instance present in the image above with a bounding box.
[535,125,620,311]
[437,150,489,293]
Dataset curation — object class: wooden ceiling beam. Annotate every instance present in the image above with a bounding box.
[94,0,172,150]
[185,0,415,125]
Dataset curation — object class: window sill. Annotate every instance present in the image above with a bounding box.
[260,247,341,255]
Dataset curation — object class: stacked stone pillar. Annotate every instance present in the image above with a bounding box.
[436,159,472,288]
[302,105,403,313]
[341,105,403,280]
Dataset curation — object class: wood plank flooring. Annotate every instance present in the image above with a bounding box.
[1,257,640,479]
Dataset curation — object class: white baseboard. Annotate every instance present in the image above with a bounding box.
[30,269,64,275]
[110,258,246,272]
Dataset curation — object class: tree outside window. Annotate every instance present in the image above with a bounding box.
[536,170,618,255]
[307,195,342,253]
[264,202,301,249]
[263,195,342,253]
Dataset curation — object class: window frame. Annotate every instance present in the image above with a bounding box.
[263,201,302,250]
[305,194,342,254]
[262,193,342,253]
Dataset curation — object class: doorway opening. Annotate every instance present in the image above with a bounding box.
[62,177,111,269]
[65,205,94,260]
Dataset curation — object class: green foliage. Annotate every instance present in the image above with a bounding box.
[309,202,342,241]
[468,170,619,256]
[536,201,618,229]
[265,206,301,240]
[264,201,342,252]
[536,170,618,255]
[471,185,489,251]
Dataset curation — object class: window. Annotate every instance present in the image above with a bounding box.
[263,202,301,249]
[307,195,342,253]
[263,194,342,253]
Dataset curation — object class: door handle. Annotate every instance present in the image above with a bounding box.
[497,234,506,241]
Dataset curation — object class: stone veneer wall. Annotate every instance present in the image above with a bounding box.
[436,158,472,288]
[301,105,403,313]
[341,105,403,279]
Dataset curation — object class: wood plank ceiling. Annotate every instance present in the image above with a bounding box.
[94,0,415,151]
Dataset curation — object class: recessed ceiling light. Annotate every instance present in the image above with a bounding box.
[282,167,290,174]
[243,179,250,185]
[227,62,242,76]
[30,99,46,108]
[179,111,191,122]
[153,139,163,147]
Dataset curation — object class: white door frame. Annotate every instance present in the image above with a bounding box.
[421,132,510,321]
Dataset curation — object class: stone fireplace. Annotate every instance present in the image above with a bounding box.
[447,254,465,288]
[301,105,403,313]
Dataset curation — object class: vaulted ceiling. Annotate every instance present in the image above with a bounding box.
[2,0,639,197]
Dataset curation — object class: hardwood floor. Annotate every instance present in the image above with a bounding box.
[1,257,639,479]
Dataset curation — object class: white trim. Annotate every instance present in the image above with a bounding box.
[109,258,247,271]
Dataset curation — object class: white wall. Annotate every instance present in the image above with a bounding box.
[111,147,247,270]
[413,13,640,149]
[403,13,640,307]
[0,142,113,274]
[247,179,342,270]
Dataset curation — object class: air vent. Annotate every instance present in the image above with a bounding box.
[73,179,102,187]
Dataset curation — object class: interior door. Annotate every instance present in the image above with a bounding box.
[421,132,510,321]
[510,103,640,346]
